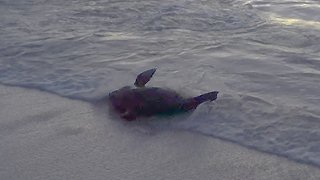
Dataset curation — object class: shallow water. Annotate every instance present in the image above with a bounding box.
[1,0,320,166]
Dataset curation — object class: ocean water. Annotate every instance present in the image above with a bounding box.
[1,0,320,166]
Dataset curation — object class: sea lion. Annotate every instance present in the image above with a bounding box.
[109,68,219,121]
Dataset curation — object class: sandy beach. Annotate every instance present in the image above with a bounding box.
[0,84,320,180]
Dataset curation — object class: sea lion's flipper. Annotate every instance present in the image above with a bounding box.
[195,91,219,102]
[134,68,157,87]
[121,110,137,121]
[181,91,219,111]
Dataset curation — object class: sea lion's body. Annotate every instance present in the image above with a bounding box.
[109,87,186,117]
[109,69,218,120]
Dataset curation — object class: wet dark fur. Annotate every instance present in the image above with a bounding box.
[108,69,218,121]
[109,87,186,117]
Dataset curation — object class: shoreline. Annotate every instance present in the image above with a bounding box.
[1,84,320,180]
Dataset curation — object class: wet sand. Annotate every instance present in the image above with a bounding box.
[1,85,320,180]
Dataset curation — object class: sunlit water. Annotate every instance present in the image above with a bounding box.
[1,0,320,166]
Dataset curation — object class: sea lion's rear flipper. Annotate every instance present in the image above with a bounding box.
[195,91,219,102]
[181,91,219,111]
[134,68,157,87]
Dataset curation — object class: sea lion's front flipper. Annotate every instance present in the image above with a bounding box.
[134,68,157,87]
[121,110,137,121]
[181,91,219,111]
